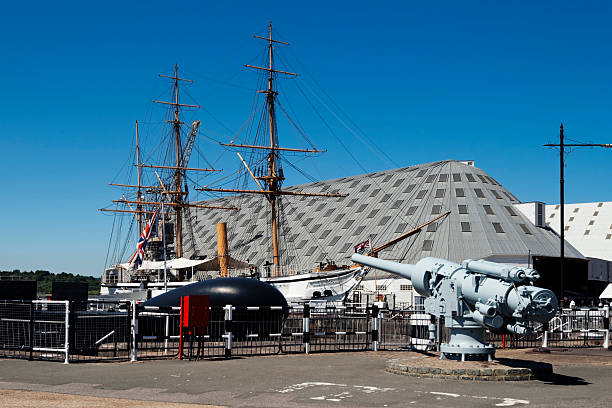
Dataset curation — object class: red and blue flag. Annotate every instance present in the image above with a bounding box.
[354,239,370,254]
[128,209,159,270]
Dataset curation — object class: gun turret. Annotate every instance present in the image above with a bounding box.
[352,253,557,361]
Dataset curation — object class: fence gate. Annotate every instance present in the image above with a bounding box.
[0,300,69,363]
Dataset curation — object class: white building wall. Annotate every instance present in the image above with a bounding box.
[515,201,612,283]
[543,202,612,262]
[356,277,420,309]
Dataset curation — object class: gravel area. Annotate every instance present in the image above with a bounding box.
[0,389,226,408]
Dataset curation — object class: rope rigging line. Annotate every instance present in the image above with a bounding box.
[182,69,257,92]
[275,50,400,168]
[280,198,330,267]
[292,80,368,174]
[103,203,119,271]
[294,74,399,169]
[182,87,235,136]
[279,156,319,183]
[276,100,318,150]
[276,79,310,138]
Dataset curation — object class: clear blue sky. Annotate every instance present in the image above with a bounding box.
[1,1,611,276]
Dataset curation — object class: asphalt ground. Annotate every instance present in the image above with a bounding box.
[0,349,611,407]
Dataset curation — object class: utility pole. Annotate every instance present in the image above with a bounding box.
[544,124,611,303]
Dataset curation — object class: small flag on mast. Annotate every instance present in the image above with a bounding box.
[128,208,160,270]
[354,239,370,254]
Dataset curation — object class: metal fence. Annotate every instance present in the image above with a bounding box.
[0,300,69,363]
[378,309,432,351]
[486,307,611,349]
[70,301,132,361]
[1,301,609,363]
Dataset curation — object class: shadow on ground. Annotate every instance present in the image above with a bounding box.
[496,357,590,386]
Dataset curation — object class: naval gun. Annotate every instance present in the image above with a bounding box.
[352,254,557,361]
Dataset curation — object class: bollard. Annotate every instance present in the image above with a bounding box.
[224,304,233,359]
[371,305,379,351]
[428,316,436,351]
[436,316,441,351]
[130,301,138,362]
[542,322,549,348]
[303,304,310,354]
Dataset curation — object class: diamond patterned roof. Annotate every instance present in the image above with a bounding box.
[184,160,583,270]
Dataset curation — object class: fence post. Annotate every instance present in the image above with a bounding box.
[371,305,379,351]
[130,301,138,362]
[303,304,310,354]
[64,300,70,364]
[224,304,233,359]
[603,305,610,350]
[542,322,549,348]
[28,302,35,361]
[164,314,170,355]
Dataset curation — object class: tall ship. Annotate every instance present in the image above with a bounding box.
[100,24,368,303]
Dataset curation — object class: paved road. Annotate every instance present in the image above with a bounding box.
[1,351,611,407]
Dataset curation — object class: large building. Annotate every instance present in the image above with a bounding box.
[516,201,612,299]
[544,202,612,263]
[187,160,592,302]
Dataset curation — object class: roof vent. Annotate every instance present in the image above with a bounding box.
[512,201,546,228]
[535,202,546,227]
[459,160,475,167]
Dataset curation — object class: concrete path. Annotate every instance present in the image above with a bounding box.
[0,350,611,407]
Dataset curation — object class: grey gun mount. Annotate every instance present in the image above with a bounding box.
[352,254,557,361]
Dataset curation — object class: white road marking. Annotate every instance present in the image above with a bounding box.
[310,391,351,402]
[430,391,460,397]
[496,398,529,407]
[418,391,529,406]
[278,382,528,406]
[278,382,346,393]
[278,382,394,395]
[353,385,395,393]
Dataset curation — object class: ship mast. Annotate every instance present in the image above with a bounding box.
[100,65,238,262]
[263,22,282,267]
[135,120,143,234]
[197,23,345,272]
[155,65,190,257]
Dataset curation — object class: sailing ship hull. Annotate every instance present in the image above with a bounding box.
[100,266,368,304]
[262,266,368,303]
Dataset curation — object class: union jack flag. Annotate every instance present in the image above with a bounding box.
[354,239,370,254]
[128,209,159,270]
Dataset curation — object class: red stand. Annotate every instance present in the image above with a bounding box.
[179,295,210,360]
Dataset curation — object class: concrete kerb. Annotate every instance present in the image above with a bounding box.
[385,357,545,381]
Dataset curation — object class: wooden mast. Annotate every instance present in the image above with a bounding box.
[174,65,184,258]
[135,120,143,234]
[101,66,238,266]
[266,22,280,269]
[152,65,200,259]
[196,22,345,276]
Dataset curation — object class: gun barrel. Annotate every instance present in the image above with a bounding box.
[463,259,534,283]
[351,253,416,280]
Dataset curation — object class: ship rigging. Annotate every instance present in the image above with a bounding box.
[196,22,345,274]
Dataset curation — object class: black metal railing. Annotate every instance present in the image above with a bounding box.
[1,301,609,363]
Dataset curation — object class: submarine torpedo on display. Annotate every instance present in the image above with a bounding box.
[143,277,289,340]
